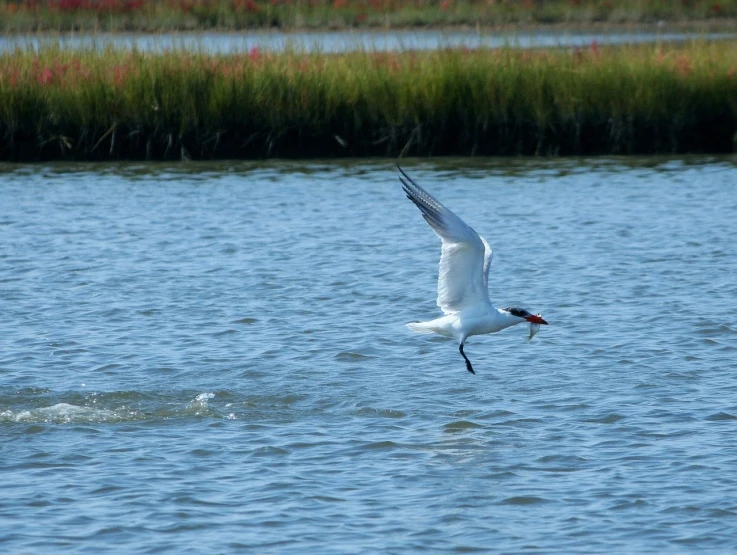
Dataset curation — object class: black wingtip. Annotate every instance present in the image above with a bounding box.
[397,165,416,188]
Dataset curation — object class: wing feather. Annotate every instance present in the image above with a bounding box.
[399,167,493,314]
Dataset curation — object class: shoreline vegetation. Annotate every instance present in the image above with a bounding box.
[1,0,737,33]
[2,40,737,160]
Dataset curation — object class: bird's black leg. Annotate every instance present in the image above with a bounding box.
[459,343,475,374]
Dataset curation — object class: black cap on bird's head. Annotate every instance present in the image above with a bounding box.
[504,306,549,325]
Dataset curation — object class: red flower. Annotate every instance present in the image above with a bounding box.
[38,67,54,86]
[675,54,692,77]
[589,39,600,59]
[113,64,129,87]
[232,0,260,12]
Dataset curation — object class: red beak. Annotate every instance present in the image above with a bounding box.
[526,314,548,325]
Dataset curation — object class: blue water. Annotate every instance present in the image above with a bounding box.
[1,29,736,53]
[2,158,737,552]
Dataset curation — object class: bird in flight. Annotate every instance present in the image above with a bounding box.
[399,167,548,374]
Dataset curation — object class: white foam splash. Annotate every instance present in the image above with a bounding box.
[1,392,224,424]
[0,403,122,424]
[186,392,216,416]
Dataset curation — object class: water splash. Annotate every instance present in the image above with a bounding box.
[1,403,134,424]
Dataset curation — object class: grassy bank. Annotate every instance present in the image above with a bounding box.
[1,0,737,32]
[1,40,737,160]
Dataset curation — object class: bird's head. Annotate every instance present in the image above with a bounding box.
[503,306,549,325]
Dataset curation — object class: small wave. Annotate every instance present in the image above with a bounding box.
[250,445,290,457]
[212,328,238,337]
[501,496,549,505]
[0,403,135,424]
[584,413,624,424]
[0,391,227,424]
[706,412,737,421]
[353,407,406,419]
[359,440,400,450]
[695,323,737,336]
[334,351,374,361]
[443,420,484,431]
[184,392,218,417]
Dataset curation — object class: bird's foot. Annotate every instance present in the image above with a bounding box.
[465,360,475,374]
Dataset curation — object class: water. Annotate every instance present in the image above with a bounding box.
[2,29,736,54]
[2,158,737,552]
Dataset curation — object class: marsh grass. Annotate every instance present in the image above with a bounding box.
[2,40,737,160]
[1,0,736,32]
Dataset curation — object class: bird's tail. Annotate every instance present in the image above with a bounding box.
[406,321,437,334]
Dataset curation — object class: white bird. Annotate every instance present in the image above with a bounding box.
[399,167,548,374]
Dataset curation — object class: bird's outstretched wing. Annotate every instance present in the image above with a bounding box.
[399,167,493,314]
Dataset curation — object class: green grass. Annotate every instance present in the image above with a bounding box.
[2,40,737,160]
[1,0,736,32]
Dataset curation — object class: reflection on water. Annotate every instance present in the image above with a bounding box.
[1,29,736,53]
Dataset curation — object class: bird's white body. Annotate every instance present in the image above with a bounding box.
[406,307,525,343]
[398,167,547,373]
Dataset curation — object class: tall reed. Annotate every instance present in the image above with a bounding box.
[1,41,737,160]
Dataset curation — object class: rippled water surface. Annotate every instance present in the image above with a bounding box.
[2,158,737,552]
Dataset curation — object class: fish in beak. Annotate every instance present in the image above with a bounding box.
[526,314,548,341]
